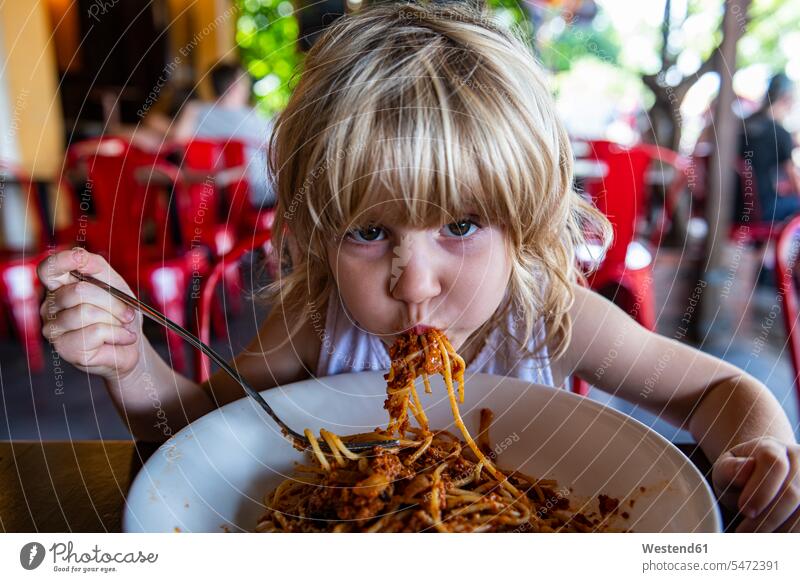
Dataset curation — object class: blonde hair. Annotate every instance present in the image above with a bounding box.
[258,1,611,360]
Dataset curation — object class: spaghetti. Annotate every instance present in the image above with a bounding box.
[255,329,625,532]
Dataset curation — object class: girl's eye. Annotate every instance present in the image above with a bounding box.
[347,225,386,243]
[443,218,480,238]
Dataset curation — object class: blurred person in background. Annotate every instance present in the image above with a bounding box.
[170,61,276,208]
[738,72,800,223]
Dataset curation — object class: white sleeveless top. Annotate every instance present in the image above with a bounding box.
[315,292,556,387]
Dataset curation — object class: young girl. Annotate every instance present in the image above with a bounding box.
[39,1,798,532]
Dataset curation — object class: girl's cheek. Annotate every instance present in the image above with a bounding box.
[453,235,511,303]
[343,255,389,284]
[332,247,392,295]
[444,226,506,260]
[448,232,506,275]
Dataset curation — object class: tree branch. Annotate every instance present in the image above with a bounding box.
[661,0,672,68]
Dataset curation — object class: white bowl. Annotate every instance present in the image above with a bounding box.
[123,372,722,532]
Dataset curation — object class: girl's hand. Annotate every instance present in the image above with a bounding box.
[712,437,800,532]
[37,247,143,381]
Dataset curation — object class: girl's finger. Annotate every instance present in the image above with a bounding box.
[37,247,132,296]
[737,454,800,532]
[43,303,132,342]
[68,247,131,291]
[736,490,798,533]
[737,444,791,518]
[36,248,82,291]
[43,281,135,325]
[736,497,797,533]
[713,456,755,492]
[53,323,138,358]
[37,247,105,291]
[776,502,800,532]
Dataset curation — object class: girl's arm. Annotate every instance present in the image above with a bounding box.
[106,303,318,441]
[553,284,799,531]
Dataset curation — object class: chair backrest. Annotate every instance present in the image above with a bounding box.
[169,139,229,252]
[65,137,130,173]
[81,141,180,275]
[580,140,652,274]
[180,138,226,171]
[775,216,800,414]
[219,138,257,230]
[194,229,273,383]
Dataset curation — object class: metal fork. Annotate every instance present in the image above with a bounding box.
[69,270,400,453]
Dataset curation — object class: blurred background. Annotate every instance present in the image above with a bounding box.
[1,0,799,442]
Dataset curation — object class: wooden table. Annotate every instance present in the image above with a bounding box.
[0,441,159,532]
[0,441,739,532]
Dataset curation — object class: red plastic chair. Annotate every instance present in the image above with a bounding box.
[0,249,51,373]
[77,140,210,373]
[194,229,273,383]
[173,140,232,252]
[0,163,72,372]
[571,376,590,397]
[775,216,800,419]
[579,140,656,331]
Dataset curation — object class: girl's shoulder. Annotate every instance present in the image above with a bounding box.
[247,303,322,383]
[289,307,324,375]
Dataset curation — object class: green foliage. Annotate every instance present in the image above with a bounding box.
[542,24,620,72]
[741,0,800,71]
[235,0,303,117]
[485,0,534,42]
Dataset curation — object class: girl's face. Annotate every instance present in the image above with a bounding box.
[325,202,512,355]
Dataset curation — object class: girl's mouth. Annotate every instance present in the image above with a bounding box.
[409,324,434,335]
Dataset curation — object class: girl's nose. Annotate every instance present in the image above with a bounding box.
[389,237,442,306]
